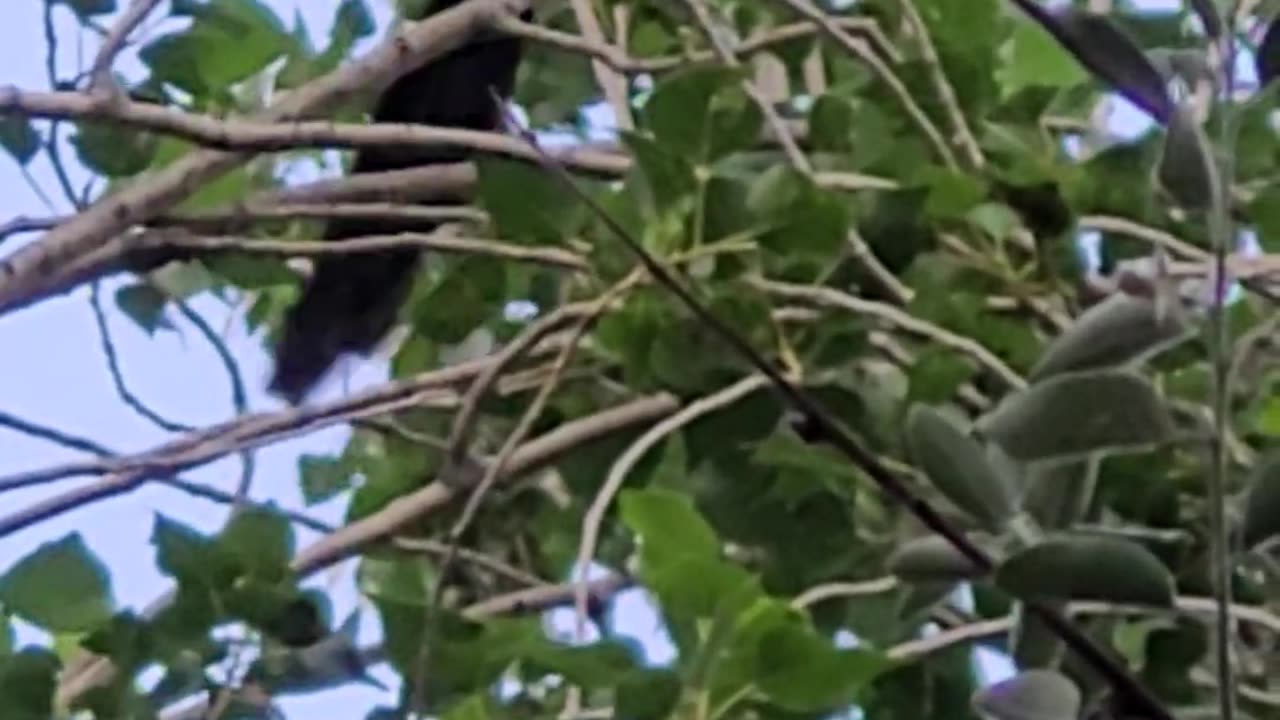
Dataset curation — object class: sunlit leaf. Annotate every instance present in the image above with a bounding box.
[0,534,114,633]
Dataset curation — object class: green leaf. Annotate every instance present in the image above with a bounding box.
[151,514,232,586]
[977,370,1175,461]
[332,0,375,43]
[747,165,848,258]
[1157,104,1220,210]
[475,157,581,245]
[998,18,1088,96]
[217,506,295,582]
[720,599,886,712]
[58,0,117,17]
[643,65,741,159]
[995,534,1174,606]
[115,283,173,335]
[616,668,681,719]
[1257,16,1280,89]
[0,647,60,719]
[357,556,431,607]
[905,405,1016,532]
[1007,4,1171,123]
[1030,294,1192,381]
[1242,451,1280,548]
[0,534,114,633]
[0,117,39,166]
[621,131,698,212]
[886,534,990,583]
[971,669,1081,720]
[619,487,720,565]
[298,453,354,506]
[71,123,157,178]
[140,0,294,96]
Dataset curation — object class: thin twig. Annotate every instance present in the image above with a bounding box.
[767,0,957,167]
[88,281,194,433]
[573,375,771,641]
[0,411,114,457]
[896,0,984,168]
[88,0,163,89]
[679,0,812,174]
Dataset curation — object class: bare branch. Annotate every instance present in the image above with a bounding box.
[0,87,629,172]
[88,0,164,90]
[0,0,531,316]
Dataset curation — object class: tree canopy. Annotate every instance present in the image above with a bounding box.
[2,0,1280,718]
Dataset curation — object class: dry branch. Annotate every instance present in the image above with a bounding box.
[0,0,530,316]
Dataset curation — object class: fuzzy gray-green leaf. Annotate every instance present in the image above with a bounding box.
[1157,104,1221,211]
[978,370,1175,462]
[995,535,1174,606]
[887,534,989,584]
[1029,293,1192,381]
[972,669,1081,720]
[906,405,1017,532]
[1242,451,1280,548]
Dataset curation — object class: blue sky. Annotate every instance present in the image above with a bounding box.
[0,0,1206,717]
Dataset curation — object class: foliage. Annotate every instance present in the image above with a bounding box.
[3,0,1280,718]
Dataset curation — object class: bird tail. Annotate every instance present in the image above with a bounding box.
[268,247,421,404]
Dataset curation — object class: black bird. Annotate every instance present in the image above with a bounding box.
[269,0,530,404]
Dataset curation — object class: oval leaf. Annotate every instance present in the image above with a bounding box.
[977,370,1175,462]
[906,405,1017,532]
[0,533,115,632]
[1009,2,1172,123]
[1257,17,1280,89]
[995,535,1174,606]
[887,534,990,584]
[1030,293,1192,381]
[972,669,1081,720]
[1242,451,1280,548]
[1158,103,1221,211]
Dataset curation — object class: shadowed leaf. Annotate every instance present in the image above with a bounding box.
[905,405,1017,532]
[1242,451,1280,548]
[1157,104,1221,211]
[1029,293,1192,381]
[977,370,1175,461]
[887,534,990,583]
[995,534,1174,606]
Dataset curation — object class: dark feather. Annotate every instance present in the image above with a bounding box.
[269,3,529,403]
